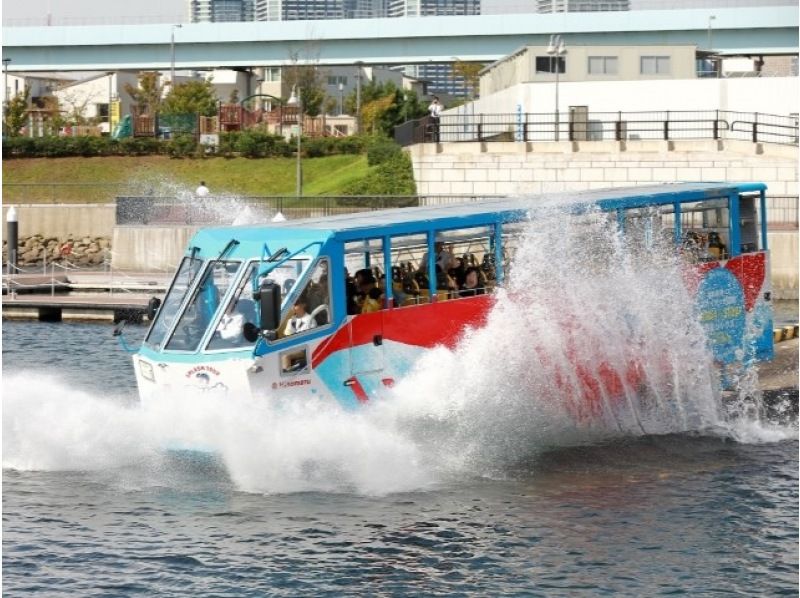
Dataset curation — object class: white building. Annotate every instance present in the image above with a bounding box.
[54,72,139,133]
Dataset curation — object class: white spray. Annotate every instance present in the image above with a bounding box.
[3,199,794,494]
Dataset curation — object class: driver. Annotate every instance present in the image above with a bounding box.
[284,297,317,336]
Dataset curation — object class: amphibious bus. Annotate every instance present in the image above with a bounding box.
[131,183,772,409]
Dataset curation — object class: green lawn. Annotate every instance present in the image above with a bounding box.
[2,154,371,203]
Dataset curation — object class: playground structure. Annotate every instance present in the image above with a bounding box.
[113,103,350,140]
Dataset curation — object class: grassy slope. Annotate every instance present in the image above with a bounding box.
[1,154,371,202]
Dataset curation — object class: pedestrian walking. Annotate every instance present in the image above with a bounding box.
[428,96,443,143]
[195,181,210,197]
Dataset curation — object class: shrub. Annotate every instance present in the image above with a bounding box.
[366,137,402,166]
[333,135,366,155]
[303,136,333,158]
[119,137,162,156]
[2,136,36,157]
[340,151,416,198]
[166,134,198,158]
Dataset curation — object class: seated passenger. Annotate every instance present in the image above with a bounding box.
[284,297,317,336]
[357,270,384,313]
[481,254,497,281]
[449,257,466,289]
[345,269,360,315]
[217,298,256,343]
[681,231,702,263]
[707,232,728,260]
[459,267,486,298]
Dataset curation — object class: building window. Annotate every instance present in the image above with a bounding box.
[535,56,565,74]
[327,75,348,87]
[265,67,281,82]
[588,56,618,75]
[96,103,110,119]
[640,56,671,75]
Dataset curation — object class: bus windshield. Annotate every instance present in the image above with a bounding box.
[166,260,241,352]
[145,256,204,348]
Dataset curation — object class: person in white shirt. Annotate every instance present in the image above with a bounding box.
[195,181,210,197]
[427,96,443,142]
[284,298,317,336]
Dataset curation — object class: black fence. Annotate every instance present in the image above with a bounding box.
[115,195,504,225]
[397,110,799,146]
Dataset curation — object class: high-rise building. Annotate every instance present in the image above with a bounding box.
[253,0,386,20]
[387,0,479,17]
[189,0,255,22]
[536,0,629,12]
[385,0,480,97]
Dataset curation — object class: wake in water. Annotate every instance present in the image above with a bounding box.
[3,200,795,494]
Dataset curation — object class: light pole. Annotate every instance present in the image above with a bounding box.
[170,24,182,88]
[354,61,363,134]
[3,58,11,105]
[707,15,716,50]
[288,86,302,197]
[546,34,566,142]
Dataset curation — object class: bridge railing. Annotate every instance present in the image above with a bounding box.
[397,110,799,146]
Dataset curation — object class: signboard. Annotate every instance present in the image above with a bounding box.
[200,134,219,147]
[110,100,121,130]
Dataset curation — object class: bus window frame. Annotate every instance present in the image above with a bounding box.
[163,259,244,354]
[268,256,334,346]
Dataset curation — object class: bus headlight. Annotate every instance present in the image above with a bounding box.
[139,359,155,382]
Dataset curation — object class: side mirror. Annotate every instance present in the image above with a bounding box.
[253,281,281,333]
[146,296,162,321]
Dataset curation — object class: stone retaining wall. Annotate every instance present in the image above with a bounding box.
[3,234,112,268]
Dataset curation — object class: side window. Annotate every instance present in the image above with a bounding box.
[276,258,331,341]
[680,199,730,262]
[280,346,309,375]
[624,206,674,253]
[207,262,258,351]
[739,194,759,253]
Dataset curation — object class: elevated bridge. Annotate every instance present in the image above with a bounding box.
[2,7,797,72]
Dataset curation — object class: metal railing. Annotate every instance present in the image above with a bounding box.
[765,196,799,231]
[397,110,799,146]
[113,194,798,229]
[114,195,505,225]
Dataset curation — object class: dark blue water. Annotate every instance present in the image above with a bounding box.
[3,321,798,596]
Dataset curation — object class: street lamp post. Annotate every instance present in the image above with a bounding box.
[3,58,11,105]
[355,61,363,134]
[288,86,302,197]
[707,15,716,50]
[170,24,182,88]
[546,34,566,142]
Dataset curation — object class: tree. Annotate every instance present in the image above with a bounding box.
[344,80,427,137]
[124,71,165,115]
[161,79,218,116]
[361,94,396,134]
[453,60,485,98]
[3,86,30,137]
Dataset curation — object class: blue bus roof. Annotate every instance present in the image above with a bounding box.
[195,182,766,250]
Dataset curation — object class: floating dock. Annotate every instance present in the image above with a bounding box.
[2,271,168,322]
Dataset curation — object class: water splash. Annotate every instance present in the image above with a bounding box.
[3,200,795,494]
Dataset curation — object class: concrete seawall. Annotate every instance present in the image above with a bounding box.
[1,204,115,238]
